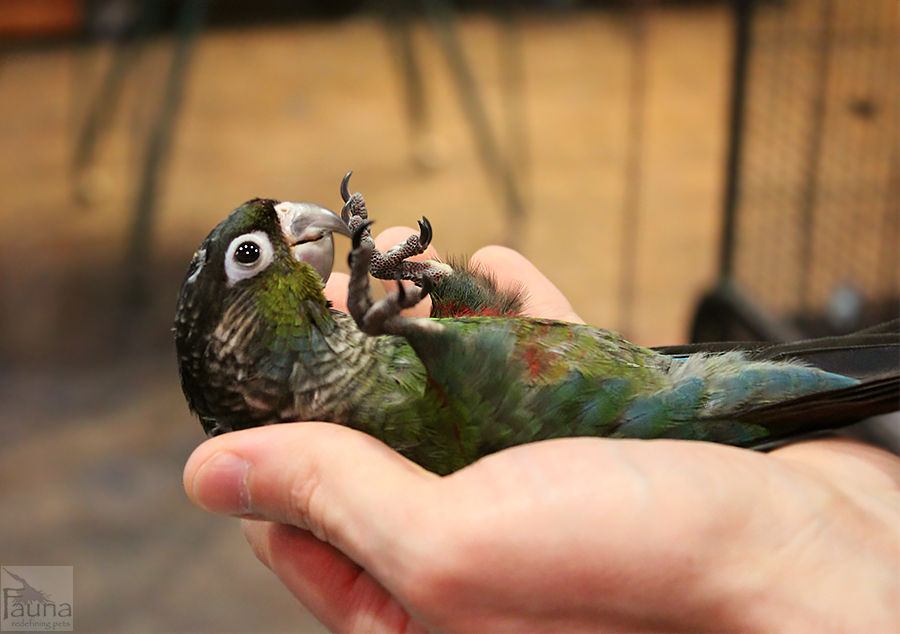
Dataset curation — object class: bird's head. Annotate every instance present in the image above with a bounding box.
[183,197,350,291]
[173,198,351,428]
[175,197,351,322]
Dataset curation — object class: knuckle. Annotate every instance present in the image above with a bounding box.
[287,468,332,543]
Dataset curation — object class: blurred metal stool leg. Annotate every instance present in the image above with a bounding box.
[384,0,529,250]
[123,0,212,312]
[71,0,212,317]
[71,0,166,204]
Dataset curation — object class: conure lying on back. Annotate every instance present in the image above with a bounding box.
[174,173,899,475]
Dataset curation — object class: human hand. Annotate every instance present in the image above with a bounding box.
[183,229,900,633]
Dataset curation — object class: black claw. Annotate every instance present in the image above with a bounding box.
[341,171,353,202]
[395,279,406,303]
[418,216,432,249]
[341,200,351,224]
[351,220,374,250]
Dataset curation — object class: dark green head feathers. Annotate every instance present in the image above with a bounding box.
[178,198,348,300]
[173,197,352,434]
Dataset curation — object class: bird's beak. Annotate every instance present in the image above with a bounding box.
[274,202,352,283]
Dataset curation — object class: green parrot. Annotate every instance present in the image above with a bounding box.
[174,174,899,475]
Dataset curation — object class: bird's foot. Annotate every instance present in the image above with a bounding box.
[340,171,452,287]
[340,171,373,235]
[348,221,433,336]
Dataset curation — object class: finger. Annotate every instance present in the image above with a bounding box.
[324,272,350,314]
[242,520,364,631]
[242,519,421,633]
[184,422,436,568]
[470,246,584,323]
[375,226,438,317]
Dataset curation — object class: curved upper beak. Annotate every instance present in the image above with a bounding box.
[273,202,352,283]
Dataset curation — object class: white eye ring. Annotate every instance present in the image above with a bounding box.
[224,231,274,286]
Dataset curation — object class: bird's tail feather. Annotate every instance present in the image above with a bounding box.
[654,318,899,380]
[739,374,899,448]
[654,319,899,445]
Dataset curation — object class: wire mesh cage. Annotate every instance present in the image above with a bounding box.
[693,0,899,342]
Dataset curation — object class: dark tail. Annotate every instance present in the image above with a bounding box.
[654,320,899,443]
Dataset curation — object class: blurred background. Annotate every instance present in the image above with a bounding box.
[0,0,896,631]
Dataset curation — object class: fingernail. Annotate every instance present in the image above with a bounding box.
[192,452,250,515]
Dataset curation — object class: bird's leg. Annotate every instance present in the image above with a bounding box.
[347,220,376,326]
[348,222,433,336]
[340,171,453,287]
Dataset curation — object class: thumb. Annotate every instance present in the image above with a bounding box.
[183,422,436,567]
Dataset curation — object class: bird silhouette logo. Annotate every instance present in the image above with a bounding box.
[2,568,55,614]
[2,567,73,628]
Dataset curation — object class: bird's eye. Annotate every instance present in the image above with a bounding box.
[234,241,261,265]
[224,231,274,286]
